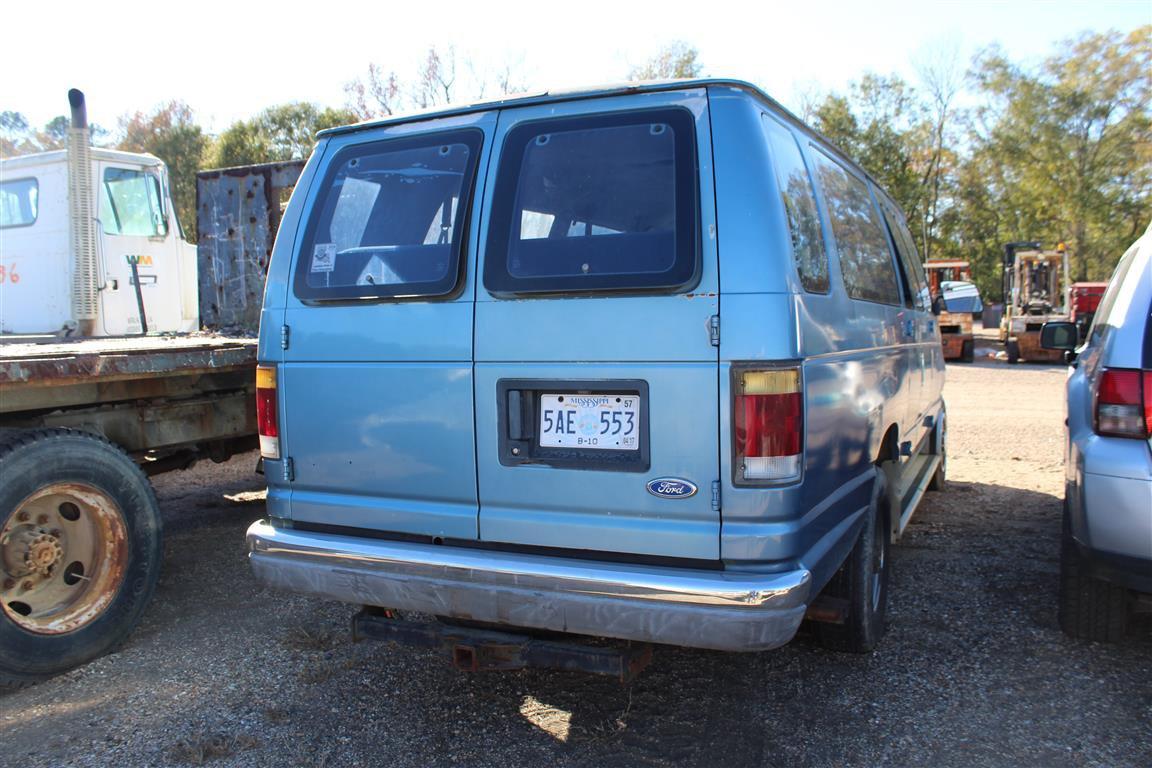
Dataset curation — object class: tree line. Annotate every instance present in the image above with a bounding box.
[2,30,1147,298]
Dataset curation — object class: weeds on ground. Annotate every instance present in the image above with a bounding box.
[284,625,336,651]
[167,732,260,765]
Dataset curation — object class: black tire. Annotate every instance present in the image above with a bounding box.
[818,467,892,653]
[960,339,974,363]
[0,429,162,691]
[1006,340,1020,364]
[1058,528,1128,642]
[927,413,946,492]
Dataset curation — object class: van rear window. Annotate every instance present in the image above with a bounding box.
[483,109,699,295]
[294,129,482,300]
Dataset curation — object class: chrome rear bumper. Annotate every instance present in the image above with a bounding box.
[246,520,812,651]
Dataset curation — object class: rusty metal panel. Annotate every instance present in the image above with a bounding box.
[196,162,305,333]
[8,388,257,454]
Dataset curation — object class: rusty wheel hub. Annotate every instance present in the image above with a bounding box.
[1,484,128,634]
[25,532,65,576]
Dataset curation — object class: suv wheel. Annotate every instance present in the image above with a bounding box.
[1058,527,1129,642]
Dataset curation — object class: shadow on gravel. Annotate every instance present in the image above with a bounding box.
[4,460,1150,768]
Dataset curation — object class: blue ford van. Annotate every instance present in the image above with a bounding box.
[247,80,946,657]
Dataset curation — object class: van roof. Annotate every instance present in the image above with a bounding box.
[318,77,897,213]
[0,147,164,171]
[321,78,797,138]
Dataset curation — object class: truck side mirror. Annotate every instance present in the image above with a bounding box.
[1040,321,1077,351]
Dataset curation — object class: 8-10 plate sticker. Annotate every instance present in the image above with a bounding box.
[310,243,336,272]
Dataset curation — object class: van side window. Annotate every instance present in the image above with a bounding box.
[881,205,930,311]
[811,151,901,306]
[101,168,168,237]
[0,178,38,228]
[761,116,828,293]
[294,129,482,300]
[484,109,699,295]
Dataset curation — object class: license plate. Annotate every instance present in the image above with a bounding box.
[538,393,640,451]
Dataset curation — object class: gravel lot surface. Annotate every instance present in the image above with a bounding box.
[2,349,1150,767]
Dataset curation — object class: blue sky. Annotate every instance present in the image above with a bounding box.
[2,0,1149,134]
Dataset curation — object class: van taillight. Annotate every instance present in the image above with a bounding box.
[734,367,802,483]
[256,365,280,459]
[1095,368,1152,439]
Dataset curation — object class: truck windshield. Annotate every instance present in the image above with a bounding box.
[101,168,168,237]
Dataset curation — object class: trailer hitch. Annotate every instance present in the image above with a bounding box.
[352,609,653,683]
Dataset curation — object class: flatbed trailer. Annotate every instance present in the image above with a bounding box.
[0,335,257,688]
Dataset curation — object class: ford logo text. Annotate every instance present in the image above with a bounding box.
[646,478,698,499]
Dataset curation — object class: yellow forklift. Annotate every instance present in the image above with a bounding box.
[999,242,1070,363]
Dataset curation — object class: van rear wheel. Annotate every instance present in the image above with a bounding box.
[818,467,891,653]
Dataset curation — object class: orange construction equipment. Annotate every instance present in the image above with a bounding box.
[924,260,977,363]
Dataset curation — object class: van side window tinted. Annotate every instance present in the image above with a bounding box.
[761,116,828,293]
[294,129,482,300]
[0,178,38,228]
[484,109,699,295]
[881,205,930,311]
[811,151,901,306]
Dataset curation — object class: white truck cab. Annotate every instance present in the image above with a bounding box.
[1,93,197,337]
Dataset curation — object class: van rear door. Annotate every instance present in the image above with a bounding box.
[278,114,493,540]
[473,91,721,561]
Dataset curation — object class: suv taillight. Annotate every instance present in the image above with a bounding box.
[256,365,280,459]
[1094,368,1152,439]
[733,367,802,483]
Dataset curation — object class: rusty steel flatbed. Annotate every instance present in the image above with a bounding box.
[0,335,256,390]
[0,335,258,464]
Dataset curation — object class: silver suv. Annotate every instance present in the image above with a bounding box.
[1043,224,1152,641]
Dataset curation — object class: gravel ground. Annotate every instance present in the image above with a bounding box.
[2,348,1150,767]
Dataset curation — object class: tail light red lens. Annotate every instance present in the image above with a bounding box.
[1094,368,1151,439]
[256,365,280,459]
[734,367,802,483]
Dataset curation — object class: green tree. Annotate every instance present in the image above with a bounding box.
[210,103,356,168]
[809,75,935,256]
[962,27,1151,282]
[1,112,108,156]
[629,41,704,80]
[118,102,209,240]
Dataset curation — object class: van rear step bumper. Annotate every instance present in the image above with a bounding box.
[353,610,654,682]
[246,520,812,652]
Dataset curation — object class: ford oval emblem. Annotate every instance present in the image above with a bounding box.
[646,478,698,499]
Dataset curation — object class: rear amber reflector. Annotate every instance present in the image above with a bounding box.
[256,365,280,459]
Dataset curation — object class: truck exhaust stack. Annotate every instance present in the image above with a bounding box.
[66,88,99,336]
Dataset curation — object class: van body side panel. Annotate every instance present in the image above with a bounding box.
[258,140,327,519]
[473,90,721,561]
[708,92,875,567]
[707,86,793,296]
[277,112,497,540]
